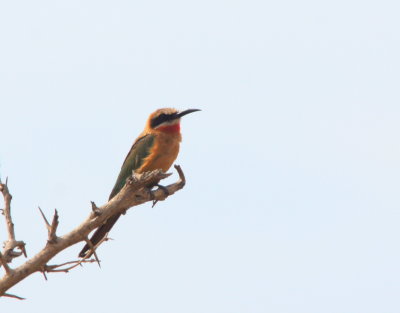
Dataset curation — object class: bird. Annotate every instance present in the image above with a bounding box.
[78,108,200,258]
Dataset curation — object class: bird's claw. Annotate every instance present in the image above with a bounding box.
[149,184,170,208]
[156,184,170,197]
[148,188,157,207]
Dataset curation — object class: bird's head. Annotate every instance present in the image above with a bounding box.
[147,108,200,133]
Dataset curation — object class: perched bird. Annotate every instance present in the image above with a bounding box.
[78,108,200,258]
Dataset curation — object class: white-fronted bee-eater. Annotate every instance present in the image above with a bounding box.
[78,108,200,258]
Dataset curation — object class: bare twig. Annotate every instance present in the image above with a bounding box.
[0,178,15,240]
[44,259,96,273]
[0,165,187,297]
[174,164,186,187]
[0,178,26,267]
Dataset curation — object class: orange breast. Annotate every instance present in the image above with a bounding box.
[137,132,181,173]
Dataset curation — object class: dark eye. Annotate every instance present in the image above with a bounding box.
[151,113,169,128]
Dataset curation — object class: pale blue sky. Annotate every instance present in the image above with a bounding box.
[1,0,400,312]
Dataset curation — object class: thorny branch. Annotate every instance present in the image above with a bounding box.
[0,165,186,299]
[43,259,97,275]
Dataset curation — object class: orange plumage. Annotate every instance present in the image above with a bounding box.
[78,108,199,258]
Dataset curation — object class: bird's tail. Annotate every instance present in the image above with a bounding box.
[78,213,121,258]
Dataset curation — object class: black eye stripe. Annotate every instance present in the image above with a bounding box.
[150,113,177,128]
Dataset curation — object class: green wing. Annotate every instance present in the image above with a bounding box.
[109,134,155,200]
[78,134,155,257]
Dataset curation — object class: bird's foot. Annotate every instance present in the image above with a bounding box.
[148,188,157,207]
[150,184,170,208]
[156,184,170,197]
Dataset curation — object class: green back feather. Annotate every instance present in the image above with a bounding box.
[109,134,155,200]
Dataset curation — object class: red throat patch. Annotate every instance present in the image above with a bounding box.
[157,123,181,133]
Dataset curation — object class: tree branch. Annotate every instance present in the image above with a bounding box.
[0,178,26,266]
[0,165,186,298]
[44,259,97,273]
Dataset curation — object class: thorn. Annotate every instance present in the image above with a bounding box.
[22,246,27,258]
[17,241,27,258]
[38,207,59,243]
[91,201,101,216]
[41,269,48,281]
[48,209,59,243]
[84,238,101,268]
[38,207,50,228]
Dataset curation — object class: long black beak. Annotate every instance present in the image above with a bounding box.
[177,109,201,118]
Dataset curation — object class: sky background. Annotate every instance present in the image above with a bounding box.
[1,0,400,312]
